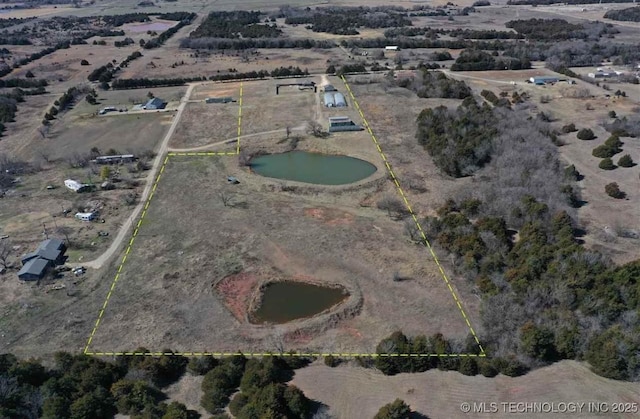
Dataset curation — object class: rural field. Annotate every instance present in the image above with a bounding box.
[1,0,640,417]
[87,76,480,355]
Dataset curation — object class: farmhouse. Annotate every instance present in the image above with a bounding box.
[17,258,51,281]
[143,97,167,110]
[21,238,67,266]
[588,69,619,79]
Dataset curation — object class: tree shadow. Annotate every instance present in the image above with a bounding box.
[410,412,431,419]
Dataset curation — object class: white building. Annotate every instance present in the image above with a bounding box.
[385,46,399,51]
[75,212,96,221]
[64,179,84,192]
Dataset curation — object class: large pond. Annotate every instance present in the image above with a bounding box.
[251,281,349,324]
[250,151,377,185]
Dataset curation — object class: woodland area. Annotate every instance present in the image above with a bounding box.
[384,85,640,381]
[604,6,640,21]
[0,351,316,419]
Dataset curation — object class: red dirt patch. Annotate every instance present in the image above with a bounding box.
[214,272,259,322]
[304,207,355,226]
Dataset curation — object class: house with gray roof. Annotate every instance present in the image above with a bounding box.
[18,258,51,281]
[143,97,166,110]
[21,238,67,267]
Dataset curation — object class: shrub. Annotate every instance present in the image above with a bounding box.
[577,128,595,140]
[592,146,612,158]
[564,164,581,181]
[80,59,90,66]
[374,399,411,419]
[605,182,625,198]
[25,70,34,78]
[599,158,616,170]
[608,110,617,118]
[326,64,335,74]
[618,154,634,167]
[561,123,577,133]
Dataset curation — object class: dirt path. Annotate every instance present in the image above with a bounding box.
[77,83,195,269]
[167,124,308,152]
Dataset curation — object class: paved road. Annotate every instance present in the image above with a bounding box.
[77,83,195,269]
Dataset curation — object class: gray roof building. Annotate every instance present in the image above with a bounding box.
[18,258,50,281]
[144,97,166,110]
[21,238,66,266]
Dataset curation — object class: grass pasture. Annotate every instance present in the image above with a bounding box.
[85,148,477,355]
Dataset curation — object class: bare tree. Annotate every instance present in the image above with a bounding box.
[285,125,291,139]
[307,120,328,138]
[377,196,409,220]
[219,191,234,207]
[0,240,12,270]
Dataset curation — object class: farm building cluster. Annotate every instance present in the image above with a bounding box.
[18,238,67,281]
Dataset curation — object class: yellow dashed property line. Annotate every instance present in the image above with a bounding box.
[83,156,171,355]
[237,82,243,155]
[167,152,237,156]
[341,75,486,357]
[85,351,486,358]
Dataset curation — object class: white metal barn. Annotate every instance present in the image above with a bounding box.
[324,92,336,107]
[334,92,347,107]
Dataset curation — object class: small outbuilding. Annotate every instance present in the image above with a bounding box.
[75,212,97,222]
[328,116,363,132]
[323,84,337,92]
[18,258,50,281]
[206,97,234,103]
[143,97,166,110]
[64,179,90,193]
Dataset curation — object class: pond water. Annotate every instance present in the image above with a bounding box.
[250,151,376,185]
[251,281,348,324]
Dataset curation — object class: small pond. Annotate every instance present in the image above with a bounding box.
[250,151,376,185]
[251,281,349,324]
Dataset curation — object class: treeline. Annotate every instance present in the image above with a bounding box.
[111,76,206,89]
[502,40,640,68]
[0,351,317,418]
[0,16,35,29]
[416,98,496,177]
[88,63,116,83]
[0,87,46,136]
[0,36,31,45]
[451,49,530,71]
[0,78,47,88]
[342,37,510,51]
[193,355,312,417]
[143,12,196,49]
[0,350,194,418]
[189,11,282,39]
[375,331,526,377]
[397,70,471,99]
[282,6,412,35]
[506,18,591,40]
[111,67,309,89]
[604,6,640,21]
[0,40,71,78]
[383,26,522,40]
[414,106,640,381]
[508,0,633,5]
[180,37,335,50]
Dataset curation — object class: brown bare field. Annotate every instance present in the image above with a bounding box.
[4,43,139,88]
[86,150,476,354]
[118,47,344,80]
[293,361,640,418]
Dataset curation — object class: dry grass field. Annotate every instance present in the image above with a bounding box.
[293,360,640,418]
[86,151,476,354]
